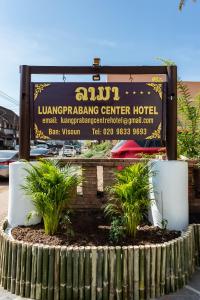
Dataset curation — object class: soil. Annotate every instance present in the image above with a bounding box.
[11,211,181,246]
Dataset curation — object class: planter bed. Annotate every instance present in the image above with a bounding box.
[0,219,200,300]
[11,211,180,247]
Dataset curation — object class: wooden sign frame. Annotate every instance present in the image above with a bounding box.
[19,65,177,160]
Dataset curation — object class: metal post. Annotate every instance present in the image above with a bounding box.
[19,65,31,160]
[166,66,177,160]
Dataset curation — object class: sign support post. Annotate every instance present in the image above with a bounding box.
[166,66,177,160]
[19,65,31,160]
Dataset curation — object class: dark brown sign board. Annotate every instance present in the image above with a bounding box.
[31,82,166,141]
[19,65,177,160]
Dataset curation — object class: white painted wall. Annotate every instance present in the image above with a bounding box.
[8,161,41,227]
[149,160,189,231]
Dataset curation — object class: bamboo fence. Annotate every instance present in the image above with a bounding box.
[0,220,200,300]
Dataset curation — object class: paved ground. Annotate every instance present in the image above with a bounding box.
[1,179,200,300]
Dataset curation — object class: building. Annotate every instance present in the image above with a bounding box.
[0,106,19,149]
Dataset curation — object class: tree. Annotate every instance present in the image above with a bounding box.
[179,0,196,10]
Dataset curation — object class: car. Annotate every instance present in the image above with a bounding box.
[111,139,166,158]
[30,148,50,158]
[0,150,18,178]
[62,145,76,157]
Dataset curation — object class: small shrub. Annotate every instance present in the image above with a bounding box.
[109,217,125,243]
[22,159,81,235]
[105,162,152,238]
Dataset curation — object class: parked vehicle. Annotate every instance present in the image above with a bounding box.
[62,145,76,157]
[30,148,50,158]
[0,150,18,178]
[111,139,166,158]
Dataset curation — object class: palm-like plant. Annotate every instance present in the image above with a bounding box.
[179,0,196,10]
[105,162,152,238]
[22,159,81,235]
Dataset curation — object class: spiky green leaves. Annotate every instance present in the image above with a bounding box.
[22,159,81,235]
[105,162,152,238]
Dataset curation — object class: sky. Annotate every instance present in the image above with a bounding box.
[0,0,200,114]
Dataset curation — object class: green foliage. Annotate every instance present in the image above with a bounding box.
[177,81,200,158]
[109,217,125,243]
[81,141,112,158]
[22,159,81,235]
[105,162,152,238]
[161,218,168,231]
[179,0,196,10]
[157,57,200,158]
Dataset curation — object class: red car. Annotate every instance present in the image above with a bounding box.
[111,139,166,158]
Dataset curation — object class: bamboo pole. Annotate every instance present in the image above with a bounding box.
[133,245,140,300]
[179,237,185,286]
[41,245,49,300]
[109,246,116,300]
[84,246,91,300]
[3,239,9,289]
[156,244,161,297]
[7,239,12,291]
[160,244,166,296]
[20,243,27,297]
[0,238,6,286]
[190,229,195,274]
[11,241,17,294]
[194,225,199,266]
[150,245,156,298]
[66,247,73,300]
[54,246,60,300]
[174,240,179,291]
[60,247,66,300]
[30,244,38,299]
[97,246,103,300]
[91,246,97,300]
[122,246,128,300]
[128,246,134,300]
[73,246,79,300]
[0,236,4,284]
[170,241,175,293]
[0,235,2,283]
[48,247,55,300]
[15,242,22,295]
[79,246,85,300]
[177,238,182,289]
[25,243,32,298]
[139,245,145,300]
[183,235,188,283]
[145,245,151,300]
[116,246,122,300]
[36,245,43,300]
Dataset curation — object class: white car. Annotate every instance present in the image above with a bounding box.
[62,145,76,157]
[0,150,18,178]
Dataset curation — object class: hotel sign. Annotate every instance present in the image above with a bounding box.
[31,82,166,140]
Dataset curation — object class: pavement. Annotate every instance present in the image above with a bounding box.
[0,179,200,300]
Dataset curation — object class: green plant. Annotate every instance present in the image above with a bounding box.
[105,162,152,238]
[22,159,81,235]
[161,218,168,231]
[157,57,200,158]
[81,141,112,158]
[177,81,200,158]
[109,217,125,243]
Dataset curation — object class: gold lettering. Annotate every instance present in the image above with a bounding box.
[96,86,111,101]
[75,87,88,101]
[88,87,96,101]
[112,87,120,101]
